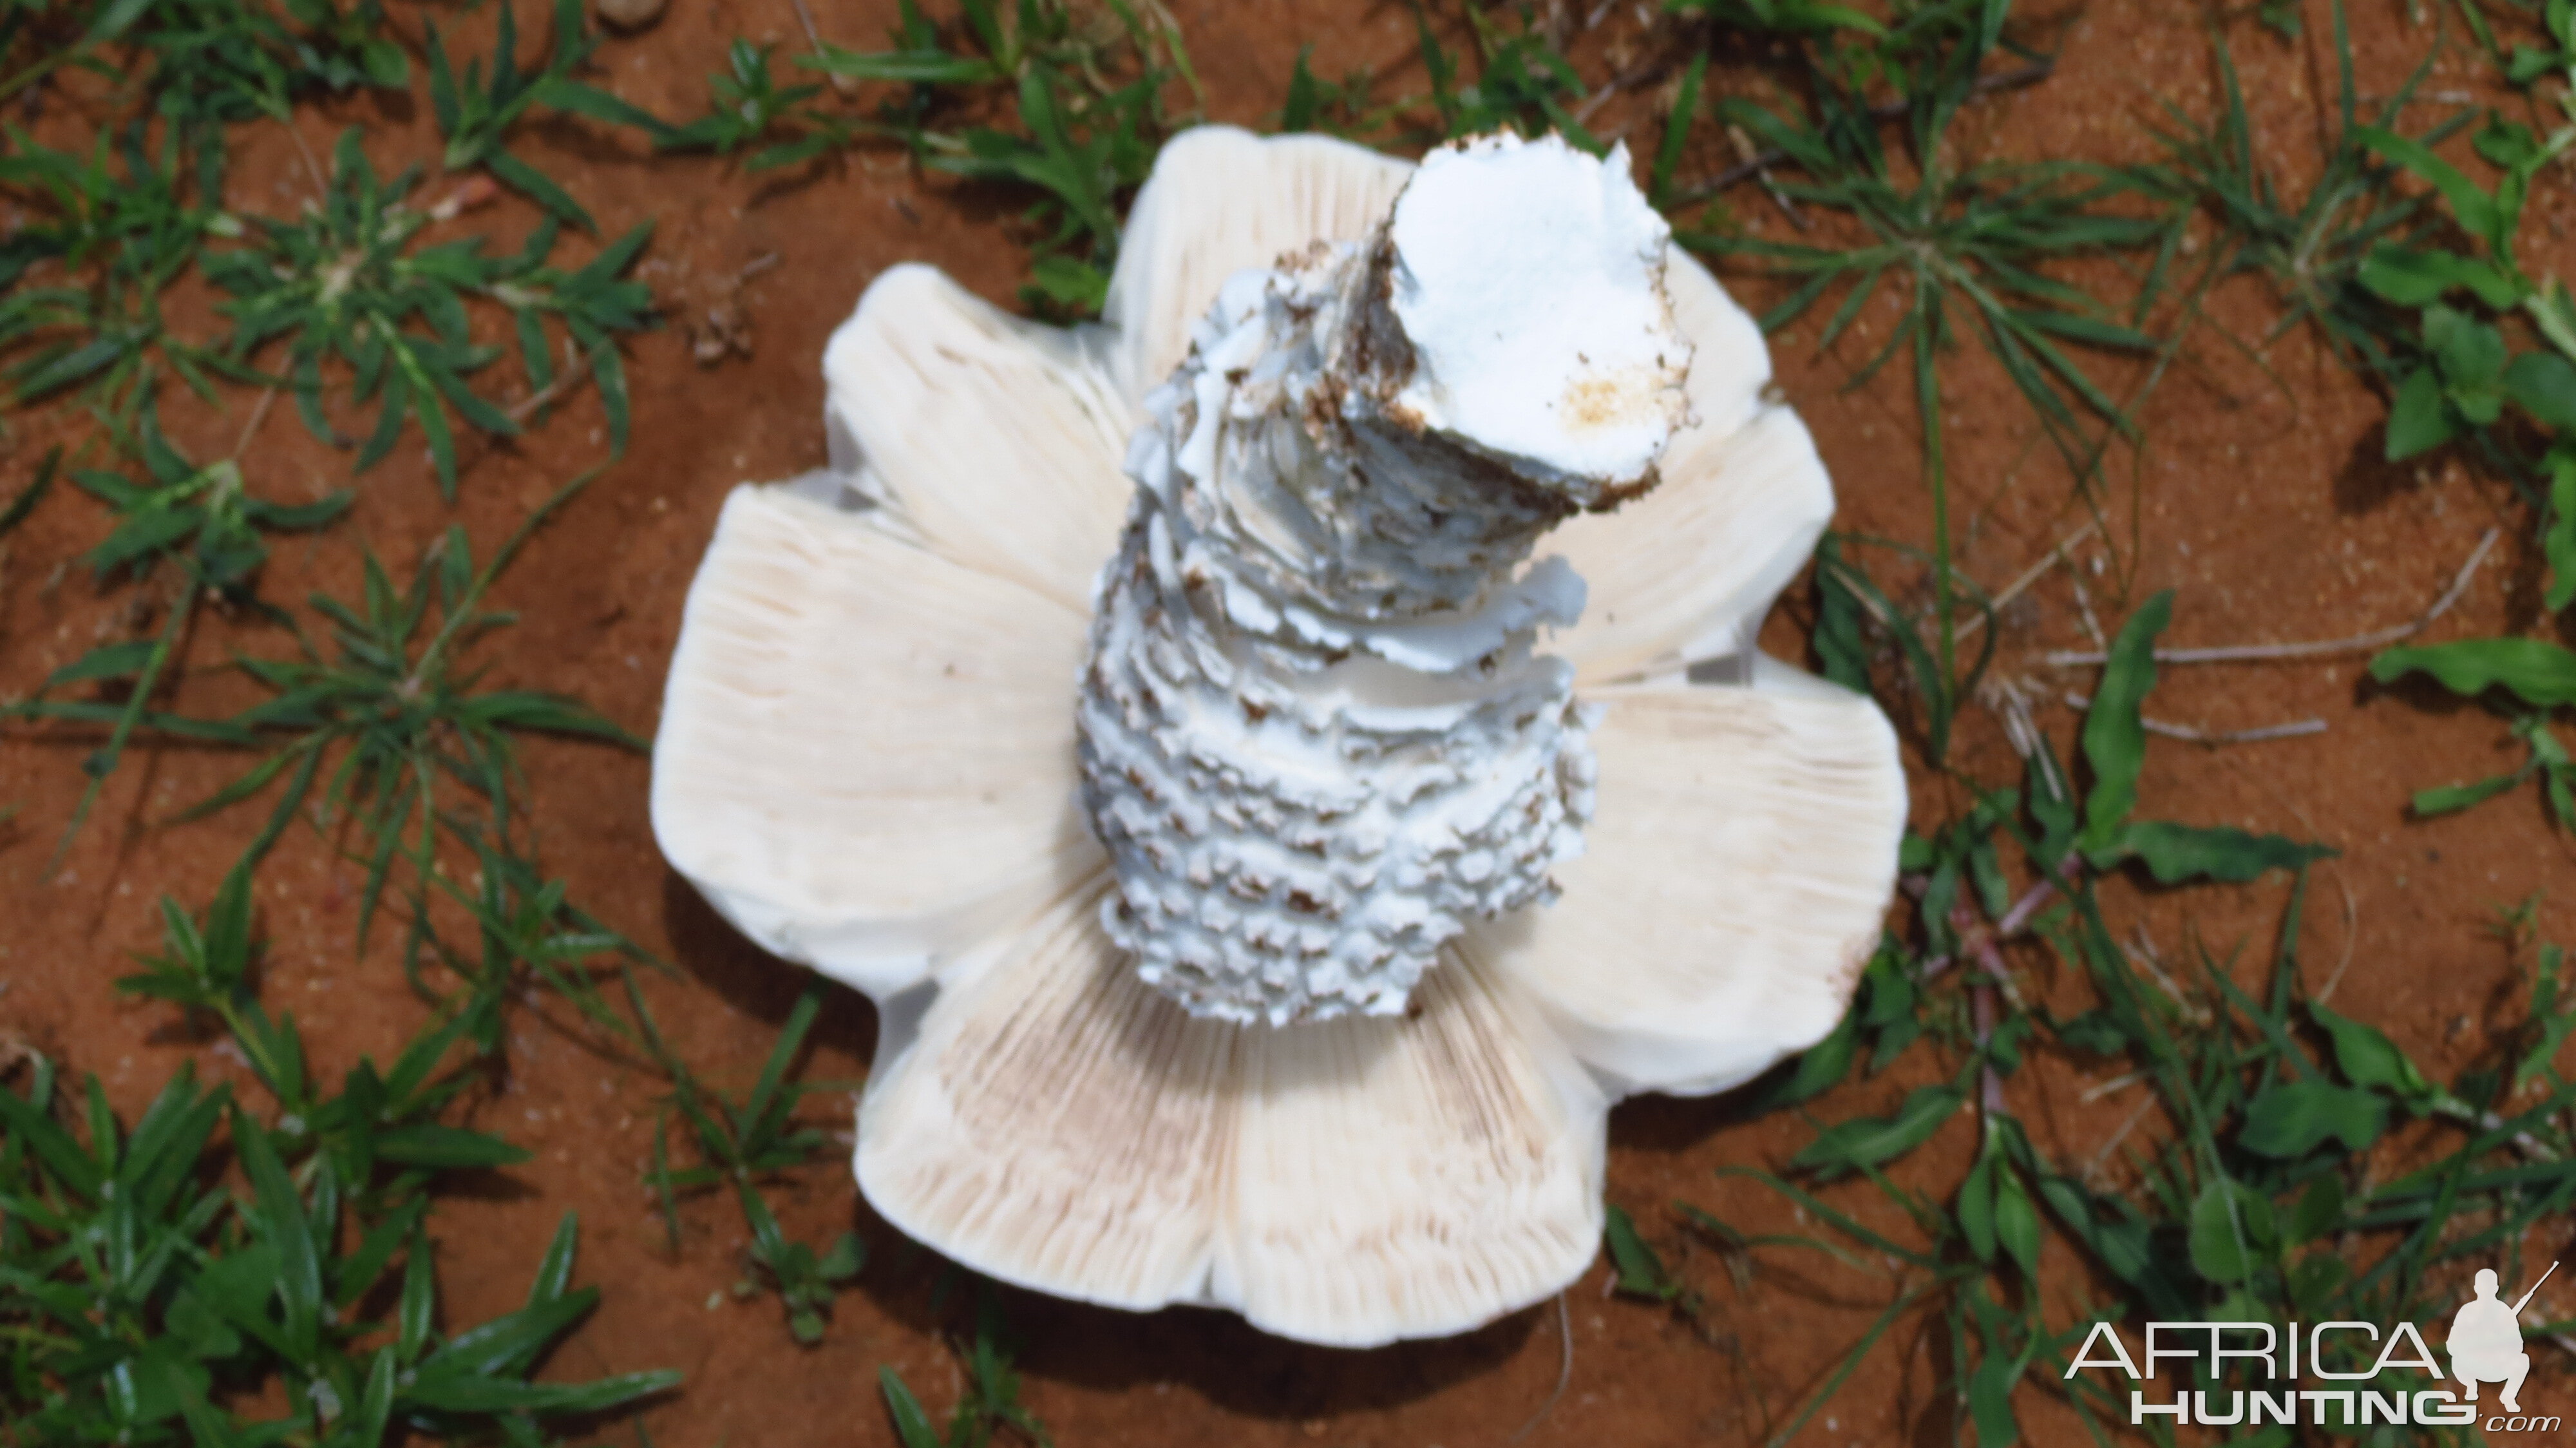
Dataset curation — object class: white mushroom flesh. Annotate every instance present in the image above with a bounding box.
[1076,133,1692,1026]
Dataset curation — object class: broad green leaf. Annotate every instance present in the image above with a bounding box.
[0,448,57,537]
[2414,768,2531,816]
[401,1366,678,1413]
[2288,1252,2349,1313]
[0,1083,104,1197]
[2079,591,2172,855]
[1603,1204,1675,1299]
[2384,365,2455,460]
[882,1366,945,1448]
[1790,1084,1963,1178]
[2103,821,2333,884]
[2356,126,2501,245]
[2371,637,2576,707]
[2309,1000,2436,1107]
[232,1106,323,1355]
[2506,350,2576,429]
[2241,1081,2387,1157]
[43,640,159,689]
[806,44,1003,84]
[1958,1143,1999,1262]
[1993,1156,2041,1279]
[372,1122,528,1168]
[2287,1174,2346,1244]
[2359,245,2522,309]
[2187,1177,2274,1284]
[1966,1349,2022,1448]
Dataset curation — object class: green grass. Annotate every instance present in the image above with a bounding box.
[880,1286,1056,1448]
[424,0,670,228]
[2,865,680,1442]
[10,409,349,869]
[2168,4,2576,829]
[0,0,430,426]
[1637,10,2576,1415]
[177,474,637,924]
[635,988,866,1344]
[2132,5,2447,385]
[806,0,1198,314]
[1676,0,2166,765]
[1618,590,2576,1447]
[662,39,866,171]
[0,120,247,426]
[206,131,654,497]
[0,1,1063,1440]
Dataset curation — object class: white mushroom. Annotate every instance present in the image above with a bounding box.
[1079,133,1688,1026]
[651,126,1906,1348]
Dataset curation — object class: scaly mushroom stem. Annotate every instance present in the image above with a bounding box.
[1076,132,1692,1026]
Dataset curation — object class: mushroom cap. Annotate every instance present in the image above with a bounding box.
[648,125,1908,1346]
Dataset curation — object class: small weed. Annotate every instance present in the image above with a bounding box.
[6,410,347,865]
[400,821,672,1062]
[2370,638,2576,825]
[2280,36,2576,823]
[1406,4,1604,153]
[641,989,866,1343]
[1,0,403,158]
[0,0,920,1427]
[810,0,1198,314]
[881,1287,1054,1448]
[2136,4,2449,383]
[1,880,678,1442]
[425,0,670,227]
[183,474,640,935]
[1276,44,1396,137]
[2356,110,2576,471]
[117,861,523,1214]
[1812,531,2002,773]
[138,0,403,151]
[207,131,653,497]
[0,122,243,421]
[2507,0,2575,86]
[1685,0,2164,764]
[665,39,865,171]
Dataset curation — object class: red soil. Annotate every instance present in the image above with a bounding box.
[6,1,2575,1444]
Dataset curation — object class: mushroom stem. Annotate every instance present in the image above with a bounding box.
[1075,132,1693,1026]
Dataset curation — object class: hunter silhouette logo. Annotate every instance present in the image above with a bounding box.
[2450,1262,2553,1416]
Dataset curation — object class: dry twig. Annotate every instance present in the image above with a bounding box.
[2059,691,2327,744]
[1509,1292,1576,1443]
[2045,528,2500,667]
[1957,519,2099,642]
